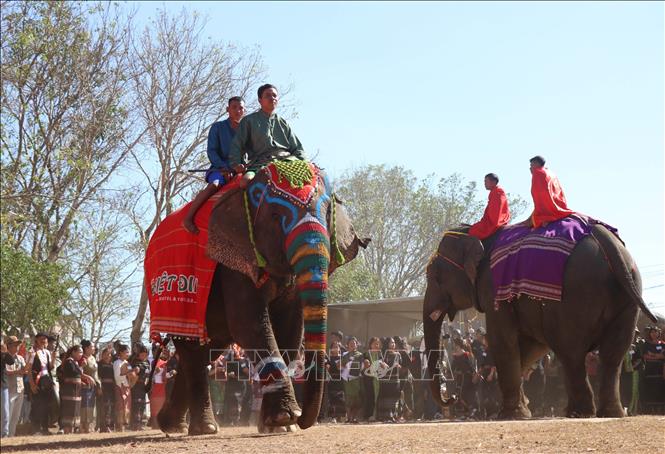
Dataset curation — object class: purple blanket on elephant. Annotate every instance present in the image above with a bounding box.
[490,214,618,303]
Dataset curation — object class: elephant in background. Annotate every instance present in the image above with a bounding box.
[423,224,656,419]
[156,164,369,434]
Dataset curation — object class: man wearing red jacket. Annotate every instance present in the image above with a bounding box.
[529,156,573,228]
[469,173,511,239]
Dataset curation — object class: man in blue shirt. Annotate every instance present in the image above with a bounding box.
[183,97,246,234]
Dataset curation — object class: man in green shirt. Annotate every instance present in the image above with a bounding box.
[229,84,305,187]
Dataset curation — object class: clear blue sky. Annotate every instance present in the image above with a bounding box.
[129,1,664,312]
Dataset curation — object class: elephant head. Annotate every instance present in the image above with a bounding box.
[207,162,368,429]
[422,230,484,407]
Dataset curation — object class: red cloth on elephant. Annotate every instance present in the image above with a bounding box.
[530,167,573,228]
[469,185,511,240]
[145,176,242,341]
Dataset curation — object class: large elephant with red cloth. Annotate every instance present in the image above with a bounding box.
[423,223,656,420]
[155,162,368,435]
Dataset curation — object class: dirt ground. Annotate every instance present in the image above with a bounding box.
[1,416,663,454]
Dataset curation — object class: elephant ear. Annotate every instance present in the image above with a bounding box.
[207,189,262,285]
[328,196,370,274]
[441,233,484,285]
[460,235,485,284]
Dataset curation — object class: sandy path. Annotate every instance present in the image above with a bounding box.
[1,416,663,453]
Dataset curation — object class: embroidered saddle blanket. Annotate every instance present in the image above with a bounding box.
[490,214,618,303]
[145,176,242,341]
[146,159,318,341]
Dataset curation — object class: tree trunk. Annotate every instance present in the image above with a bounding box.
[131,283,149,345]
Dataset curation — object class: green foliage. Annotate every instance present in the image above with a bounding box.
[331,164,526,301]
[329,257,381,303]
[0,241,72,336]
[1,0,135,262]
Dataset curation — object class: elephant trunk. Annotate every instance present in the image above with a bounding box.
[285,221,330,429]
[423,290,456,408]
[423,309,446,408]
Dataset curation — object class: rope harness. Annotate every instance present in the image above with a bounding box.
[244,190,267,268]
[432,230,468,271]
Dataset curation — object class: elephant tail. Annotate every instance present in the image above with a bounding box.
[591,225,657,323]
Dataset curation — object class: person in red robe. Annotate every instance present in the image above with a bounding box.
[528,156,573,228]
[469,173,511,239]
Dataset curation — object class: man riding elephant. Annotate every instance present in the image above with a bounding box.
[423,218,656,420]
[229,84,305,188]
[528,155,573,228]
[468,173,511,240]
[147,129,369,434]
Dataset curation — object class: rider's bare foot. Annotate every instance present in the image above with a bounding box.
[183,218,199,234]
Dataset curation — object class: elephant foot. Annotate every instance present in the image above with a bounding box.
[566,409,594,418]
[264,409,301,427]
[261,387,302,427]
[258,423,299,434]
[157,406,188,434]
[188,398,218,435]
[565,405,595,418]
[596,402,625,418]
[565,401,596,418]
[497,405,531,420]
[188,422,218,436]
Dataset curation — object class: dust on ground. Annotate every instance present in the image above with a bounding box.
[1,415,663,453]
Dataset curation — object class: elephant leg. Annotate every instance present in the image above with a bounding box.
[269,287,303,355]
[486,306,531,419]
[596,306,637,417]
[173,339,218,435]
[518,337,549,416]
[157,359,189,434]
[558,353,595,417]
[264,289,304,433]
[252,307,302,429]
[221,268,301,429]
[519,338,549,372]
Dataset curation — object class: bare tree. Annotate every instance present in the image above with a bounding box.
[126,8,267,343]
[59,195,139,345]
[0,1,143,262]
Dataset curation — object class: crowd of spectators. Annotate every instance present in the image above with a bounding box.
[314,326,665,423]
[1,325,663,437]
[0,333,178,437]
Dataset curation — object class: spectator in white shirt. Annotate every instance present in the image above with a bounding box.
[112,344,131,431]
[5,336,27,437]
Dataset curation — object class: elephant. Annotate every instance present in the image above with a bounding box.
[155,162,369,435]
[423,223,656,419]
